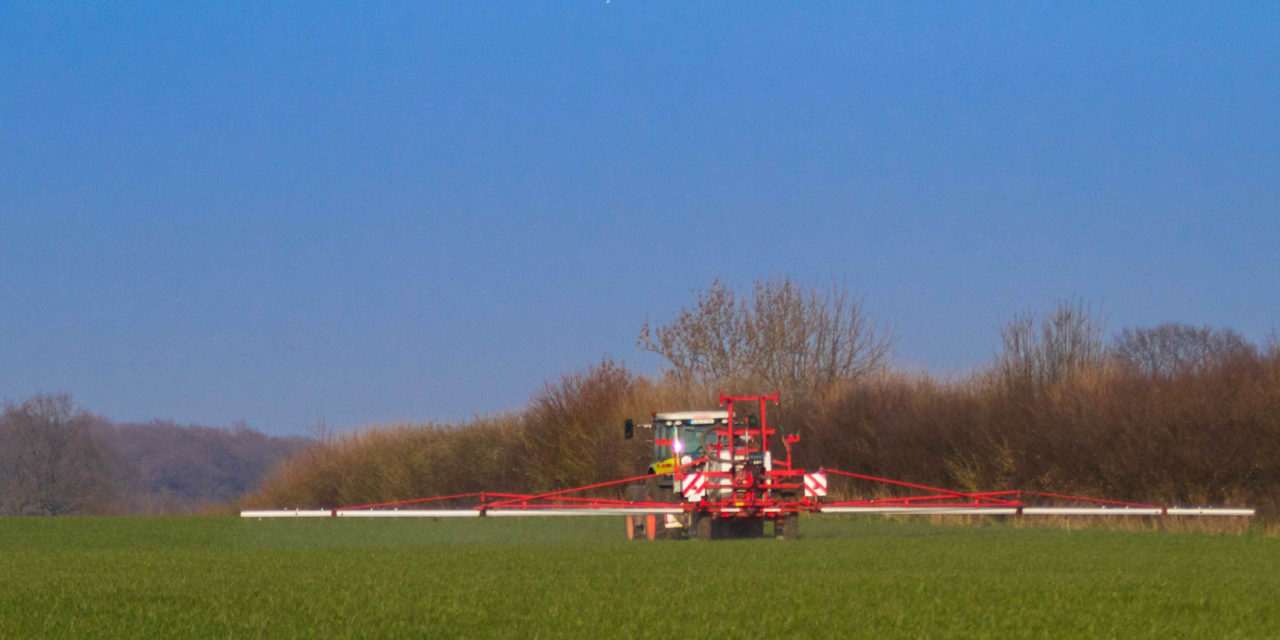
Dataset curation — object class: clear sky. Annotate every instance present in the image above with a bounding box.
[3,3,1277,434]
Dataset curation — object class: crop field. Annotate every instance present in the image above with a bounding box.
[1,516,1276,639]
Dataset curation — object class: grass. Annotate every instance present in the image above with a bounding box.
[1,515,1277,638]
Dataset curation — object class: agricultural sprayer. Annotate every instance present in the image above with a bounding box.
[242,393,1256,538]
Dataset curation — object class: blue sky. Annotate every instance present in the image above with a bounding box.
[3,3,1277,434]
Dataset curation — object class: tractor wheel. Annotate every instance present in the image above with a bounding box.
[691,512,714,541]
[644,514,660,540]
[623,483,647,540]
[645,478,680,540]
[779,513,799,540]
[625,515,645,540]
[624,483,647,503]
[643,478,662,506]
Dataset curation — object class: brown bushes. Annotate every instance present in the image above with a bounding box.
[246,416,525,509]
[784,350,1280,515]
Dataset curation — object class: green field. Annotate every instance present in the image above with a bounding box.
[1,516,1276,639]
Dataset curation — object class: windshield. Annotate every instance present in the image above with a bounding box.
[676,428,705,457]
[654,424,715,460]
[655,424,716,460]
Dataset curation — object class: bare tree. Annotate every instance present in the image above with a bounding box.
[997,300,1106,389]
[0,394,117,515]
[638,280,746,385]
[1112,323,1255,379]
[638,278,893,397]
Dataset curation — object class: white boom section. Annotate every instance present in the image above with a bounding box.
[241,510,334,518]
[481,508,684,517]
[1164,507,1256,517]
[240,507,685,519]
[821,506,1255,516]
[1022,507,1162,516]
[339,510,480,518]
[822,507,1018,515]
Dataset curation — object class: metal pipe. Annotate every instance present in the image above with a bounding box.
[337,510,481,518]
[1164,507,1256,516]
[240,510,334,518]
[484,508,684,517]
[821,507,1018,515]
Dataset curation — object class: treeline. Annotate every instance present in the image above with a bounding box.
[0,395,308,515]
[246,280,1280,518]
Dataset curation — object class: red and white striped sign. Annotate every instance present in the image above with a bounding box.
[681,473,708,501]
[803,472,828,498]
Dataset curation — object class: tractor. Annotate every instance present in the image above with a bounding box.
[622,394,809,540]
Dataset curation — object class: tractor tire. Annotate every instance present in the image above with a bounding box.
[691,512,714,541]
[645,477,676,503]
[646,478,681,540]
[625,515,645,540]
[644,514,660,540]
[779,513,799,540]
[624,483,647,503]
[623,483,647,540]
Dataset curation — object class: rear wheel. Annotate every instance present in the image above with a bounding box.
[779,513,799,540]
[645,477,674,503]
[776,490,801,540]
[624,483,647,540]
[624,483,646,502]
[691,512,714,541]
[646,478,680,540]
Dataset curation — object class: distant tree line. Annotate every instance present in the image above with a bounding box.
[0,395,308,515]
[247,279,1280,521]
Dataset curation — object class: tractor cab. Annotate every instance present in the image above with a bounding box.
[648,411,728,481]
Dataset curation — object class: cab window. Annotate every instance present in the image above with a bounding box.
[654,424,672,459]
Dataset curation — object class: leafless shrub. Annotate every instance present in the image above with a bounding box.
[638,278,893,401]
[996,299,1106,391]
[1112,323,1255,379]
